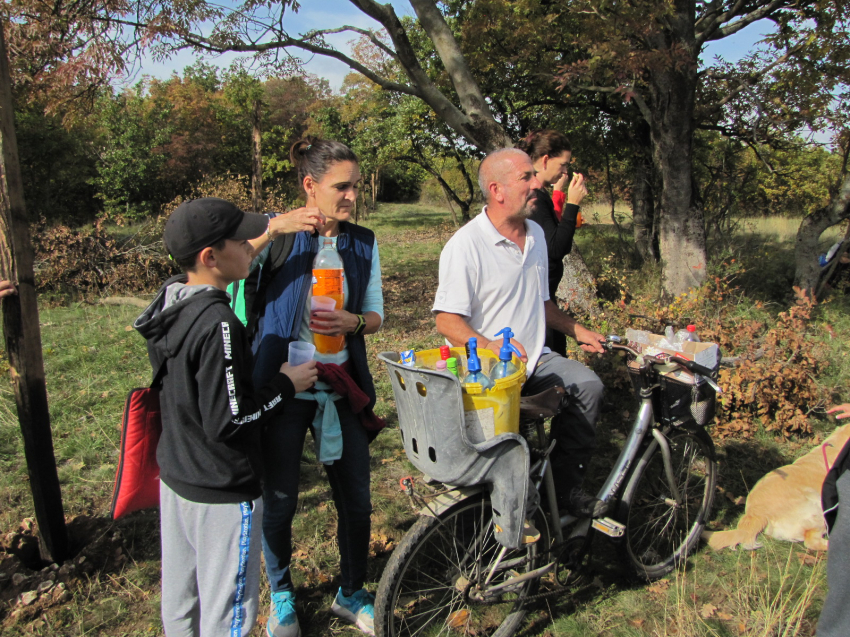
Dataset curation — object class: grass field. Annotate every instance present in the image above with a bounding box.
[0,202,847,635]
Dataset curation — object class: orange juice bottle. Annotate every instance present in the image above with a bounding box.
[312,238,345,354]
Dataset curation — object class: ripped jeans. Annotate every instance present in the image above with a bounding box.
[261,397,372,594]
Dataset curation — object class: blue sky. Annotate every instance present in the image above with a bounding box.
[135,0,767,89]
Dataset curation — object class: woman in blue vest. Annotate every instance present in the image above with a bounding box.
[252,138,384,637]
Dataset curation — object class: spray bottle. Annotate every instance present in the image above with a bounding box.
[462,337,495,390]
[491,327,521,380]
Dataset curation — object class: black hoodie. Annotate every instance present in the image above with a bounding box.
[135,275,295,504]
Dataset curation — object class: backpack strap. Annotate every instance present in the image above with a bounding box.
[246,225,297,338]
[266,230,296,271]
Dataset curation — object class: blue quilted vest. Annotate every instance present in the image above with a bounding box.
[252,222,377,410]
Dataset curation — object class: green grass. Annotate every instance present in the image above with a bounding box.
[0,201,844,635]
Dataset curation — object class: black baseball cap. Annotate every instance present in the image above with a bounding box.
[164,198,269,260]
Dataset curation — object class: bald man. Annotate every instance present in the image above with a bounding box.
[432,148,607,518]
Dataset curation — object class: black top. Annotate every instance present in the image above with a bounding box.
[528,188,580,357]
[135,275,295,504]
[528,188,580,299]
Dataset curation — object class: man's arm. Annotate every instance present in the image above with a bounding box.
[435,311,529,362]
[544,300,605,353]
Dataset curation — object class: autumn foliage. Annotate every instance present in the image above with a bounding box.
[716,291,822,439]
[595,262,826,440]
[30,216,174,297]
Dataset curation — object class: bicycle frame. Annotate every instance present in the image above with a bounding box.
[512,345,714,570]
[530,376,658,546]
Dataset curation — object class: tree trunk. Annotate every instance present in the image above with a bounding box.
[459,200,471,223]
[453,149,476,222]
[797,171,850,296]
[632,125,658,262]
[401,151,473,222]
[647,42,707,297]
[440,183,460,227]
[0,26,68,563]
[371,170,377,210]
[556,245,600,319]
[407,0,512,152]
[251,99,262,213]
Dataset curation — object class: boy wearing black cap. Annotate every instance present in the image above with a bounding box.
[134,198,318,637]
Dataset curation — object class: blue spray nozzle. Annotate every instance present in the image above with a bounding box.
[494,327,521,362]
[466,337,482,373]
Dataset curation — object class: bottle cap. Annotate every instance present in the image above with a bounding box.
[687,324,697,332]
[446,357,458,376]
[436,360,447,370]
[440,345,451,360]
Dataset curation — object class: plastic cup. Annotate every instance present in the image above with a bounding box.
[311,296,337,313]
[288,341,316,366]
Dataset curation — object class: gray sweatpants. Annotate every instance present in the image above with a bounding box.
[160,481,263,637]
[818,471,850,637]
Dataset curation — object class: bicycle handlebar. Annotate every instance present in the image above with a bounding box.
[604,335,721,392]
[668,355,716,379]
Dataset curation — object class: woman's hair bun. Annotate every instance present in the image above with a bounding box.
[288,137,359,194]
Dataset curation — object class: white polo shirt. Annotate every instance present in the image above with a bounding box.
[432,208,550,372]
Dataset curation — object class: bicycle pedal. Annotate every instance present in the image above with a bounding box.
[591,517,626,538]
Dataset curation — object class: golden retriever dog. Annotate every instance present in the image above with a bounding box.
[706,424,850,551]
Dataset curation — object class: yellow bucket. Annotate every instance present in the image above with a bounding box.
[414,347,527,438]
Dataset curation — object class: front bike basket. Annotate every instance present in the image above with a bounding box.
[379,351,531,549]
[628,363,718,427]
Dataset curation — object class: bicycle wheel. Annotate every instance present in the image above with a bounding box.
[618,426,717,580]
[374,496,541,637]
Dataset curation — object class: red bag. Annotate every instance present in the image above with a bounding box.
[111,362,166,519]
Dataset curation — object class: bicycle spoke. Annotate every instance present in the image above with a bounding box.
[622,429,716,579]
[376,497,540,637]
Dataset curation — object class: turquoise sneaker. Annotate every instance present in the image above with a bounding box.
[267,590,300,637]
[330,587,375,636]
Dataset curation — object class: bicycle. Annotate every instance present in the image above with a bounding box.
[374,336,722,637]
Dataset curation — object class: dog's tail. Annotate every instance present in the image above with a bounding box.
[706,513,768,551]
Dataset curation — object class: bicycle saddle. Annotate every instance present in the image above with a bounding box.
[519,386,565,419]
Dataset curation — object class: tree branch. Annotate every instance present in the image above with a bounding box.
[694,0,726,34]
[695,0,750,45]
[702,0,787,42]
[700,38,803,118]
[305,26,398,62]
[572,83,651,121]
[345,0,508,151]
[93,14,422,97]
